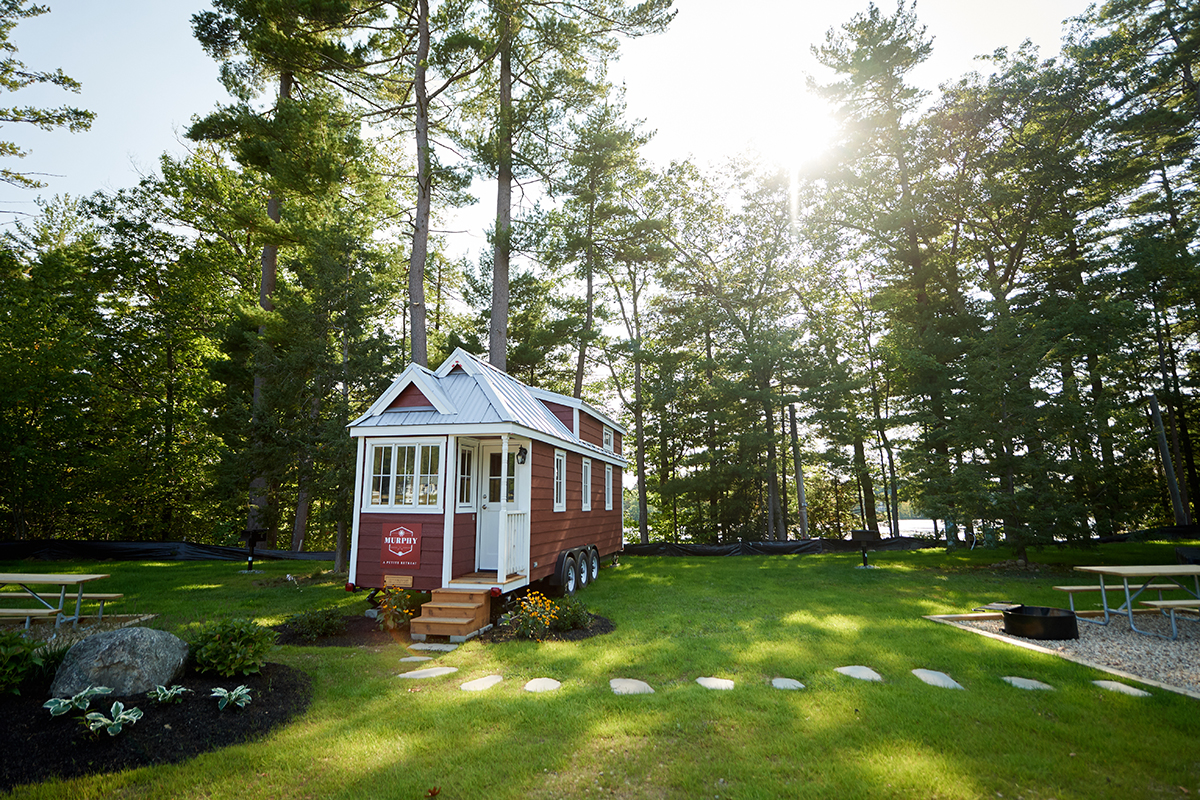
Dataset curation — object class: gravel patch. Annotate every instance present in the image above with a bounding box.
[953,612,1200,694]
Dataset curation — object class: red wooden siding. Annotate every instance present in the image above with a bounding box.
[355,512,444,591]
[526,440,623,583]
[388,383,433,410]
[578,413,602,447]
[540,400,574,432]
[452,513,477,576]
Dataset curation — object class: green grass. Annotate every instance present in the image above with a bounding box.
[2,543,1198,800]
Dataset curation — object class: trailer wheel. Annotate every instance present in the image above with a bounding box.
[577,550,590,589]
[562,556,579,595]
[586,548,600,583]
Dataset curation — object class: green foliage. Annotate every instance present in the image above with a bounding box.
[84,701,143,736]
[191,617,276,677]
[498,591,558,640]
[211,684,252,710]
[551,594,591,632]
[43,685,112,716]
[147,684,192,704]
[284,605,347,642]
[0,629,43,694]
[375,588,422,632]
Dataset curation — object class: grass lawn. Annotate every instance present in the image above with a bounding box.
[2,542,1198,800]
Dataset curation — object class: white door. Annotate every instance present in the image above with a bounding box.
[477,445,517,571]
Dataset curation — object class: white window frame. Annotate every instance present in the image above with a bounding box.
[364,438,445,513]
[553,449,566,512]
[581,457,592,512]
[456,444,476,511]
[605,464,613,511]
[603,426,614,452]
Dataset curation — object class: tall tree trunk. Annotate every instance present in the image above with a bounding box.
[489,7,513,371]
[573,184,597,398]
[634,346,649,545]
[408,0,431,367]
[853,435,879,532]
[248,69,293,541]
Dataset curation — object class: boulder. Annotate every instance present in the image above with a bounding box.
[50,627,188,698]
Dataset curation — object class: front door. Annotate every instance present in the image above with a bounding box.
[477,445,517,571]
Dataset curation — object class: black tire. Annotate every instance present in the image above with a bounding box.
[577,550,590,589]
[587,548,600,583]
[562,555,578,595]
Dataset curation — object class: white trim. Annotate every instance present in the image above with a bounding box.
[355,363,457,421]
[361,437,447,513]
[456,443,477,511]
[350,422,628,468]
[605,464,613,511]
[603,426,614,452]
[553,449,566,512]
[581,457,592,512]
[442,436,457,588]
[349,437,367,585]
[526,383,627,434]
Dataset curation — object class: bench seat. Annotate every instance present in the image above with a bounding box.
[1139,598,1200,639]
[0,592,122,621]
[1052,584,1177,593]
[0,607,61,629]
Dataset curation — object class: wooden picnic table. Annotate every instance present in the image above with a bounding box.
[0,572,111,628]
[1073,564,1200,639]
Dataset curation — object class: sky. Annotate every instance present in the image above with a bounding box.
[2,0,1095,242]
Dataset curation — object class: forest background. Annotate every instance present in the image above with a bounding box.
[1,0,1198,569]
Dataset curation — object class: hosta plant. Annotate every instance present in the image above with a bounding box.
[85,701,143,736]
[43,686,112,716]
[211,684,252,710]
[147,684,192,703]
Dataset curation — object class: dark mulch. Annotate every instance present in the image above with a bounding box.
[477,612,615,643]
[272,613,403,647]
[0,663,312,792]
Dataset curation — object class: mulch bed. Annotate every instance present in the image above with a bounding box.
[0,662,312,792]
[477,612,615,643]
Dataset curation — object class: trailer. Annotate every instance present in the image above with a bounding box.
[346,349,627,640]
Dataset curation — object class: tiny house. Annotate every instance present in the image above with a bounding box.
[346,349,627,639]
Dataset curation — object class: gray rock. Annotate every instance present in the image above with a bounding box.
[50,627,188,698]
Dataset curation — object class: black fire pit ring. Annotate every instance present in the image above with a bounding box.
[1002,605,1079,640]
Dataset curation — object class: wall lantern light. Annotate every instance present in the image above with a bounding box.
[516,446,528,464]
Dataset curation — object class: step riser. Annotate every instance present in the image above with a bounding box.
[414,590,490,638]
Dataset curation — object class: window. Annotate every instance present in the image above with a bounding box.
[605,464,613,511]
[603,426,614,452]
[581,458,592,511]
[457,446,474,509]
[488,451,516,503]
[553,449,566,512]
[368,441,443,511]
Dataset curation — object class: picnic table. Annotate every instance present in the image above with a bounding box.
[1073,564,1200,640]
[0,572,112,628]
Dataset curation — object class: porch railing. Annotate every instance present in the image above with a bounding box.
[496,510,529,580]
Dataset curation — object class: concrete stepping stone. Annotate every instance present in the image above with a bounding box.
[1093,680,1150,697]
[524,677,561,693]
[696,676,735,690]
[771,677,805,690]
[610,678,654,695]
[461,675,503,692]
[400,656,433,663]
[409,643,458,652]
[835,665,883,682]
[1002,676,1054,691]
[398,666,458,679]
[912,669,964,690]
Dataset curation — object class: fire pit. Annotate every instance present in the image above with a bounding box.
[1002,605,1079,640]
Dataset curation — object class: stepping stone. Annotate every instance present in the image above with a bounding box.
[835,665,883,682]
[461,675,503,692]
[1093,680,1150,697]
[524,678,561,693]
[696,676,734,690]
[912,669,964,690]
[772,677,805,690]
[400,656,433,663]
[410,643,458,652]
[1002,676,1054,691]
[398,666,458,679]
[610,678,654,695]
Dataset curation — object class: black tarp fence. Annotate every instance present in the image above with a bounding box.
[0,541,334,562]
[621,537,939,557]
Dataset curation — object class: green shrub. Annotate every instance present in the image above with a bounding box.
[376,588,423,631]
[284,606,347,642]
[191,618,276,677]
[0,630,44,695]
[499,591,558,640]
[552,595,592,632]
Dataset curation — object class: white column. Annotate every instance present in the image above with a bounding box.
[498,433,510,581]
[441,436,455,588]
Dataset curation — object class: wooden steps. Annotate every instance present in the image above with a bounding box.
[410,589,490,641]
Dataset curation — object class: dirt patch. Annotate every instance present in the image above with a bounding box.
[477,613,615,644]
[0,662,312,792]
